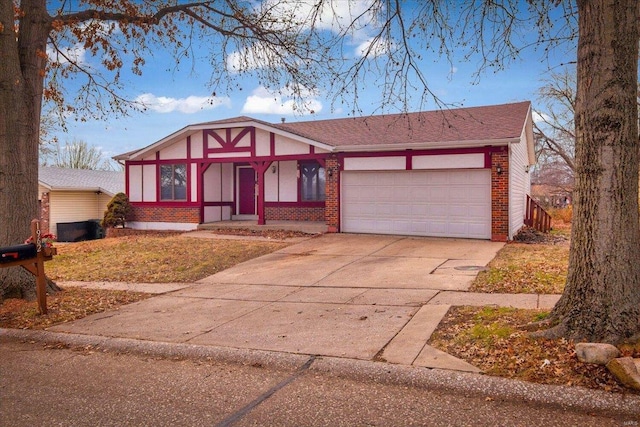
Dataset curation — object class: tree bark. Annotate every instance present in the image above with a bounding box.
[544,0,640,343]
[0,0,51,299]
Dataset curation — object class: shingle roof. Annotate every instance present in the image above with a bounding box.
[115,101,531,160]
[38,166,124,196]
[272,101,531,147]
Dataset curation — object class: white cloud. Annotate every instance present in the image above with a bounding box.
[532,110,550,124]
[135,93,231,114]
[228,1,380,71]
[47,43,87,65]
[355,37,393,58]
[241,86,322,115]
[261,0,377,38]
[226,43,285,73]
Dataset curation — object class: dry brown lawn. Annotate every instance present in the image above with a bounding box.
[1,231,293,330]
[46,233,289,283]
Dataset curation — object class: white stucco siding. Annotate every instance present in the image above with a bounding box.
[204,164,222,201]
[142,164,157,202]
[48,191,110,235]
[278,161,298,202]
[412,153,484,170]
[207,130,224,149]
[232,128,252,147]
[221,163,234,201]
[255,129,271,156]
[275,136,311,156]
[128,165,143,202]
[344,157,405,171]
[190,164,198,202]
[190,132,204,159]
[265,161,279,201]
[159,140,187,159]
[509,133,531,238]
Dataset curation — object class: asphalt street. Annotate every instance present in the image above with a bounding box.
[1,337,635,427]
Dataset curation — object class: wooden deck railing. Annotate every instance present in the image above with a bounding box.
[525,195,552,233]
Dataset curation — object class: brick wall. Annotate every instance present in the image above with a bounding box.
[129,205,200,224]
[39,192,50,234]
[491,150,509,241]
[265,206,325,221]
[325,156,340,232]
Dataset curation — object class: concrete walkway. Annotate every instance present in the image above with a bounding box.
[51,233,561,374]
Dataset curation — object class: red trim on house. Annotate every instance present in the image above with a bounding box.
[205,127,253,150]
[249,161,272,225]
[186,136,192,203]
[155,152,160,202]
[337,146,505,162]
[125,163,130,198]
[406,152,413,170]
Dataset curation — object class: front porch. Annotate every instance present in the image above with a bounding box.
[197,220,327,235]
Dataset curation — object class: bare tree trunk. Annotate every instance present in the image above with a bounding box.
[0,0,54,299]
[543,0,640,344]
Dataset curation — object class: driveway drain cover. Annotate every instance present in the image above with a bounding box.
[454,265,486,271]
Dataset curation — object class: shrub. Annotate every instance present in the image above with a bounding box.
[548,206,572,224]
[102,192,132,228]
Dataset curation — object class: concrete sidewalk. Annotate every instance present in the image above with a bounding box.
[51,233,560,374]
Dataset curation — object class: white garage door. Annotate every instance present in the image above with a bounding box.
[341,169,491,239]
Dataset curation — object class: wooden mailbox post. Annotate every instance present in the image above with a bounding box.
[0,219,56,314]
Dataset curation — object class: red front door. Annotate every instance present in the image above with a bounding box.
[238,167,256,215]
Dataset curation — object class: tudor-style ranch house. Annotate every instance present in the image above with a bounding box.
[114,101,535,241]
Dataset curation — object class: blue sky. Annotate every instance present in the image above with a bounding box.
[46,1,576,161]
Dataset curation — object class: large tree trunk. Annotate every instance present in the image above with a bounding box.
[0,1,52,299]
[544,0,640,344]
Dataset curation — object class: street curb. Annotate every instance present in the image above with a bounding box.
[2,328,639,419]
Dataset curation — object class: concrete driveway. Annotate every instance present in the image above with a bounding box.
[50,234,504,371]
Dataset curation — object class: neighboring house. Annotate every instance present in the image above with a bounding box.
[38,167,125,238]
[114,101,535,241]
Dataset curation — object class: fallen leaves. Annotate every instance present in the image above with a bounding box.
[429,306,639,394]
[0,287,150,330]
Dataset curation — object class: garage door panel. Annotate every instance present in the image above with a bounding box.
[342,170,491,239]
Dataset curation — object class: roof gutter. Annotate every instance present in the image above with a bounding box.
[333,138,519,153]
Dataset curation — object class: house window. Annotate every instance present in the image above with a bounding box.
[160,164,187,201]
[300,161,325,201]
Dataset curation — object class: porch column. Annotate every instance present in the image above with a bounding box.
[250,161,271,225]
[490,148,509,242]
[325,155,340,233]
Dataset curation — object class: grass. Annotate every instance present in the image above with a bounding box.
[470,242,569,294]
[46,233,288,283]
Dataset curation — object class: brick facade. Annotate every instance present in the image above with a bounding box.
[129,205,200,224]
[324,156,340,232]
[491,149,509,242]
[39,192,51,234]
[265,206,325,221]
